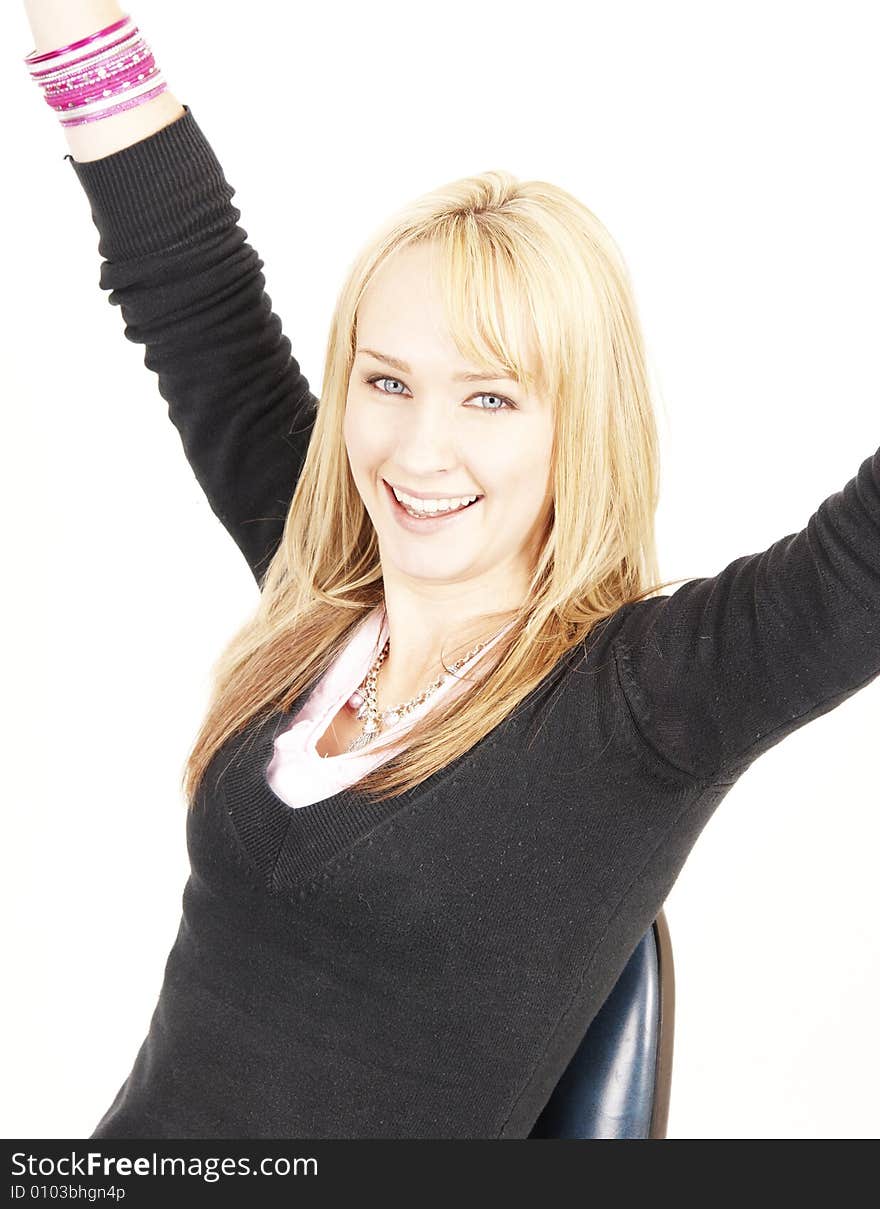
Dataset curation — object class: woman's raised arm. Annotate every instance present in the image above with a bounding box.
[611,446,880,784]
[24,1,319,586]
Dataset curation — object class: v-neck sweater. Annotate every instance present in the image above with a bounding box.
[65,106,880,1139]
[267,604,516,809]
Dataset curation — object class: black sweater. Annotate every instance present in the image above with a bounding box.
[66,106,880,1139]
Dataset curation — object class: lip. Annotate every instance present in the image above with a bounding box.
[383,479,482,532]
[385,479,483,502]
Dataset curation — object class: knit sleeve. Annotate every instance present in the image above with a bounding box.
[612,446,880,783]
[66,104,317,587]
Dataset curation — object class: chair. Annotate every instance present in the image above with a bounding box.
[527,908,674,1139]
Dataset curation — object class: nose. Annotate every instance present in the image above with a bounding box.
[392,398,460,480]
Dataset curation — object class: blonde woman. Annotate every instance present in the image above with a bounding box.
[23,1,880,1140]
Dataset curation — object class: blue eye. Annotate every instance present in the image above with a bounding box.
[362,374,516,414]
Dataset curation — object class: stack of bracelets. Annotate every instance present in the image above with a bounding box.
[23,12,166,128]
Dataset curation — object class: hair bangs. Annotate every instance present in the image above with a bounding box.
[421,223,544,398]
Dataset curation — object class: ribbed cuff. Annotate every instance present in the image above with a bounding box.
[65,104,238,261]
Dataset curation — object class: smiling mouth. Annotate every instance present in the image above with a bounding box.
[383,479,483,522]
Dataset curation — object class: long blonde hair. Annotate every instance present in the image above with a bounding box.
[181,168,691,808]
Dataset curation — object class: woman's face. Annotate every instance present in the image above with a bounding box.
[343,242,555,594]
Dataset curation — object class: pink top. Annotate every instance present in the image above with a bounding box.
[266,604,515,809]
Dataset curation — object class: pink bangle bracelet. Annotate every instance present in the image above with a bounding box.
[23,13,168,129]
[27,25,143,80]
[58,83,168,127]
[23,14,133,66]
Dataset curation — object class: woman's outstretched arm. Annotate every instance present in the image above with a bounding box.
[25,1,319,586]
[612,445,880,784]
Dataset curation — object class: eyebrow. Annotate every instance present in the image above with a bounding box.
[356,347,518,383]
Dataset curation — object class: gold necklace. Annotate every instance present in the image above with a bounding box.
[344,631,500,753]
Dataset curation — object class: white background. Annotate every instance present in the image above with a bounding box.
[2,0,878,1140]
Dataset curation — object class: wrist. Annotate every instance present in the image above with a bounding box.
[25,0,125,54]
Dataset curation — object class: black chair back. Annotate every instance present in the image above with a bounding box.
[528,909,674,1138]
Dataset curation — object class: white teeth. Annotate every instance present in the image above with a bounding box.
[390,485,479,515]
